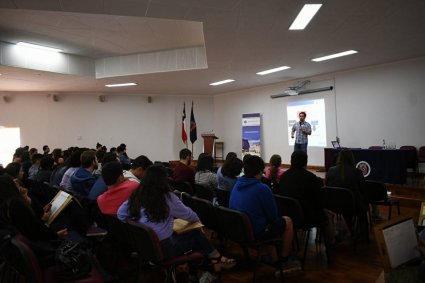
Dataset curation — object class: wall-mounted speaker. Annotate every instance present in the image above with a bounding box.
[99,95,106,102]
[52,94,59,102]
[3,95,11,103]
[147,96,152,103]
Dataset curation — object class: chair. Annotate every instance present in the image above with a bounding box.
[126,220,204,283]
[181,192,194,208]
[2,234,104,283]
[189,197,220,232]
[169,180,194,195]
[368,146,383,150]
[215,189,231,207]
[274,195,328,269]
[400,146,418,171]
[419,146,425,163]
[364,180,400,221]
[194,184,215,202]
[103,215,133,253]
[320,186,363,248]
[215,206,283,283]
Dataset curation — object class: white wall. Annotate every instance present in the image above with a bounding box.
[1,57,424,166]
[0,94,213,162]
[213,57,425,166]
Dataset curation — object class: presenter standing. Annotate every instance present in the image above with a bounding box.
[291,111,311,153]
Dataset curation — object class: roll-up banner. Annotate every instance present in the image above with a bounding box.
[242,113,261,157]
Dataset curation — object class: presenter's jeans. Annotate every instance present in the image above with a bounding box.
[294,143,307,153]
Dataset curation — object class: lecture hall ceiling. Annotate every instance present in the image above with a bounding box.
[0,0,424,95]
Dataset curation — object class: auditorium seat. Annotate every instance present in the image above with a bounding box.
[419,146,425,163]
[400,145,418,171]
[368,146,383,150]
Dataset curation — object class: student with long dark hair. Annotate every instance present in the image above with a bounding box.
[217,155,243,192]
[326,149,368,238]
[117,165,235,271]
[195,153,217,190]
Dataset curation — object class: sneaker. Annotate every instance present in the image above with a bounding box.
[274,260,302,278]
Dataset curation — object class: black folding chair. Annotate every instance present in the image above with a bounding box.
[194,184,215,202]
[215,189,231,207]
[169,180,194,195]
[126,220,204,283]
[364,180,400,221]
[320,186,364,249]
[274,195,329,269]
[215,206,283,283]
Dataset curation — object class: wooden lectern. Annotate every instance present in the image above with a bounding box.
[201,133,218,155]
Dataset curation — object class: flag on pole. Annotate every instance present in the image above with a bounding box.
[181,103,187,145]
[190,101,197,144]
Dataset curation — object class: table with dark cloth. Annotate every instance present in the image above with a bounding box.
[324,148,411,184]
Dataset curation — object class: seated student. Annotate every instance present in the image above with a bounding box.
[59,150,82,191]
[326,149,368,237]
[195,153,217,191]
[173,148,195,188]
[117,145,131,169]
[216,154,243,192]
[97,162,139,215]
[42,145,50,155]
[117,165,236,271]
[33,156,54,183]
[278,151,326,225]
[21,151,32,180]
[123,155,153,183]
[0,174,68,242]
[51,148,64,169]
[229,155,301,276]
[28,153,43,180]
[70,150,98,197]
[88,153,119,200]
[264,154,285,190]
[4,162,23,181]
[326,149,367,206]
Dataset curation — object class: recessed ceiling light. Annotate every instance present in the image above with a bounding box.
[256,66,291,75]
[105,83,138,87]
[312,50,358,62]
[289,4,322,30]
[209,79,235,86]
[16,42,63,53]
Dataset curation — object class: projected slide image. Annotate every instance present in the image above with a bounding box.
[287,99,327,147]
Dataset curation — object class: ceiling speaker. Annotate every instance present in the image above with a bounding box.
[99,95,106,102]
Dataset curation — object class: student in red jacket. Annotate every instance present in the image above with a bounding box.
[97,161,140,215]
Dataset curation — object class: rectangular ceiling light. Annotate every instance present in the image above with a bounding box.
[312,50,358,62]
[209,79,235,86]
[289,4,322,30]
[105,83,138,87]
[17,42,63,53]
[256,66,291,75]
